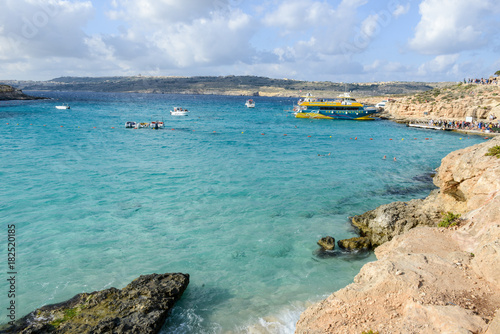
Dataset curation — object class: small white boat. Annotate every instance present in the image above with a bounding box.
[170,107,189,116]
[150,121,164,129]
[125,121,137,128]
[245,99,255,108]
[135,122,150,129]
[56,104,70,109]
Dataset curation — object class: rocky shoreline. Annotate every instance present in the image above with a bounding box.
[296,136,500,333]
[0,84,46,101]
[0,273,189,334]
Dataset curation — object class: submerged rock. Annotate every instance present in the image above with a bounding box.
[1,273,189,334]
[317,236,335,250]
[337,237,371,250]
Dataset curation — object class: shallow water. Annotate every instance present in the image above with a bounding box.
[0,91,485,332]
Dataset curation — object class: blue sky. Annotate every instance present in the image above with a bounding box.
[1,0,499,82]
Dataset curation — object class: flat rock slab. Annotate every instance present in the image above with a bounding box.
[1,273,189,334]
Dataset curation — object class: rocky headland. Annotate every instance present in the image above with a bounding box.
[0,273,189,334]
[372,83,500,124]
[0,84,46,101]
[296,136,500,333]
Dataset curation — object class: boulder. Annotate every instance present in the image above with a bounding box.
[1,273,189,334]
[317,236,335,250]
[337,237,371,250]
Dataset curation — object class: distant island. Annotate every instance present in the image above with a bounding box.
[2,76,453,98]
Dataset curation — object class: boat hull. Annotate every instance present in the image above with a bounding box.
[295,110,375,120]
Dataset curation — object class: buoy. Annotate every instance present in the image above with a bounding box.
[241,132,244,134]
[402,138,404,141]
[355,137,357,140]
[284,134,287,136]
[389,138,393,140]
[93,127,96,129]
[370,138,373,140]
[330,136,332,138]
[307,135,311,137]
[111,127,114,129]
[60,125,63,127]
[261,133,265,135]
[425,138,429,140]
[6,123,8,125]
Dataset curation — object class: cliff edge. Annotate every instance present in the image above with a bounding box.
[296,137,500,333]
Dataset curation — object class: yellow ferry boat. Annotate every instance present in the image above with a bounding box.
[294,92,376,120]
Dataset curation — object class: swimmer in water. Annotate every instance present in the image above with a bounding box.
[394,157,397,161]
[383,155,386,159]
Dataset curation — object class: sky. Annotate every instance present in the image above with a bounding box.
[1,0,500,82]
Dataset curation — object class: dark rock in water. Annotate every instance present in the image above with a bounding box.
[1,273,189,334]
[317,236,335,250]
[337,237,371,250]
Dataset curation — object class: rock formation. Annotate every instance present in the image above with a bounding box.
[296,137,500,333]
[317,236,336,250]
[0,84,45,100]
[376,83,500,123]
[1,273,189,334]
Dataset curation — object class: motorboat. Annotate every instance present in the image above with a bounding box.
[55,104,70,109]
[150,121,164,129]
[245,99,255,108]
[125,121,137,128]
[170,107,189,116]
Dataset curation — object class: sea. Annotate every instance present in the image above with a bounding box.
[0,91,486,333]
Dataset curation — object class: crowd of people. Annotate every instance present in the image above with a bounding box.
[465,77,499,85]
[410,118,500,133]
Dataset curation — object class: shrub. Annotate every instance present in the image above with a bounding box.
[485,145,500,158]
[438,212,461,228]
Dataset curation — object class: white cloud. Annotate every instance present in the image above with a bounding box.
[392,3,410,18]
[409,0,496,54]
[417,54,460,76]
[0,0,93,60]
[151,11,255,68]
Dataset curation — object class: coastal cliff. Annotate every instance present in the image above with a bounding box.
[0,273,189,334]
[296,137,500,333]
[0,84,45,100]
[378,83,500,122]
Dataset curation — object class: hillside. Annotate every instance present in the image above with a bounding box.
[3,76,450,98]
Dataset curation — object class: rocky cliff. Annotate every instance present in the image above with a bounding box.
[296,137,500,333]
[0,273,189,334]
[377,83,500,122]
[0,84,45,100]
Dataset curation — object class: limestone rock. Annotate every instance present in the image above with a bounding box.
[337,237,371,250]
[350,196,441,247]
[296,137,500,334]
[317,236,335,250]
[1,273,189,334]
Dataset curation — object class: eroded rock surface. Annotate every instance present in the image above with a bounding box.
[1,273,189,334]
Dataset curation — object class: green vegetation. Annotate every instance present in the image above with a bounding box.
[438,212,461,228]
[50,308,79,328]
[361,330,379,334]
[485,145,500,158]
[495,70,500,76]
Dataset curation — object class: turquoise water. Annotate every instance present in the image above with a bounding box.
[0,92,485,332]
